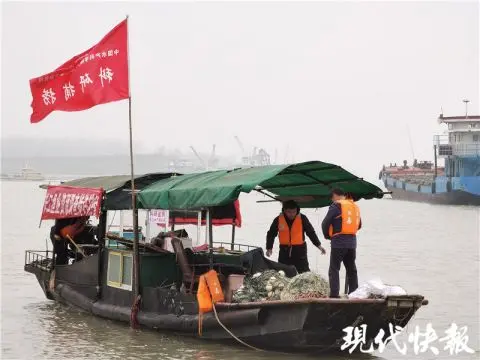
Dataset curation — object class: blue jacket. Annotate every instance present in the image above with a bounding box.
[321,202,362,249]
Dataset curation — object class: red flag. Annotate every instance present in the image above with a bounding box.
[29,19,128,123]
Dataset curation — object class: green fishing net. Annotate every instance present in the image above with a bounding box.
[232,270,288,303]
[232,270,330,303]
[280,272,330,300]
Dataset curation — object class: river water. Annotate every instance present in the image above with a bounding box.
[1,180,479,360]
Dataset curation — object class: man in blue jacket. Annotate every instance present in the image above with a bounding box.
[321,189,362,298]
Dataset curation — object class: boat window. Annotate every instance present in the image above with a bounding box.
[107,251,133,290]
[473,134,479,142]
[107,252,122,285]
[122,255,133,288]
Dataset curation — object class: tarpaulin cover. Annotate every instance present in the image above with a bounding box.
[138,161,384,210]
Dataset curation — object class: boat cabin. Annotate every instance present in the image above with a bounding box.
[435,114,480,177]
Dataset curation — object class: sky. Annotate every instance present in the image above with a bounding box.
[1,0,479,178]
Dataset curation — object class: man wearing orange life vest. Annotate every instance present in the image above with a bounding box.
[321,189,362,298]
[266,200,326,273]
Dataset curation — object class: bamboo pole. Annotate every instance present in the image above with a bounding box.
[126,15,141,327]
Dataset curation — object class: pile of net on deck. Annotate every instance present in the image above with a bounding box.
[232,270,330,303]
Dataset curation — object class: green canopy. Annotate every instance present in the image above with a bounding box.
[137,161,384,210]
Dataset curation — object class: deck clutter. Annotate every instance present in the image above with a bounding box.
[232,270,330,303]
[226,269,407,303]
[348,279,408,299]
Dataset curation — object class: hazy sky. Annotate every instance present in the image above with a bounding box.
[1,1,478,177]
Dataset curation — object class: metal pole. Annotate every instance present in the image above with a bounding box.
[231,223,235,251]
[197,210,202,246]
[463,99,469,117]
[126,15,140,317]
[97,198,107,299]
[207,208,213,269]
[205,210,209,245]
[434,144,438,179]
[145,210,151,242]
[119,211,124,237]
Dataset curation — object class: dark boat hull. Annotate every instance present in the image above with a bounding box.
[386,186,480,206]
[26,259,427,353]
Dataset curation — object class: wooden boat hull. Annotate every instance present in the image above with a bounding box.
[26,257,427,353]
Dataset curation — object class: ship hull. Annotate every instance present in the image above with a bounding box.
[25,252,427,354]
[385,186,480,206]
[35,275,427,353]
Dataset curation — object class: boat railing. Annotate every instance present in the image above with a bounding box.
[213,241,260,252]
[24,250,53,271]
[434,135,480,157]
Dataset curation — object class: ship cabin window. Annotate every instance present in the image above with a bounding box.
[448,124,453,130]
[452,134,463,143]
[107,251,133,291]
[474,134,479,142]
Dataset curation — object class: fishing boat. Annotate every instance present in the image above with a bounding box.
[25,161,428,353]
[379,108,480,206]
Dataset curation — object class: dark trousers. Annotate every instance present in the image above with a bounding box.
[53,239,69,265]
[328,248,358,297]
[278,243,310,273]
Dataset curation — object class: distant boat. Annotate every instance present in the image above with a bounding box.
[380,107,480,206]
[1,163,45,181]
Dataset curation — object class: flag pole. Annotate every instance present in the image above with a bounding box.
[126,14,141,327]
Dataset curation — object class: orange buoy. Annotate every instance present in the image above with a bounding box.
[205,270,225,304]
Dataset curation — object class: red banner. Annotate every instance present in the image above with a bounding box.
[30,19,128,123]
[41,186,104,220]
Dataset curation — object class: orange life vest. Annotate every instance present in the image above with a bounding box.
[328,199,361,238]
[204,269,224,304]
[197,270,224,336]
[278,214,304,246]
[60,223,85,239]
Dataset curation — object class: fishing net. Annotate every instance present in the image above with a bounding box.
[232,270,289,303]
[232,270,330,303]
[279,272,330,301]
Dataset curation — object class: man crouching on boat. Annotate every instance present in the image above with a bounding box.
[265,200,326,273]
[321,189,361,298]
